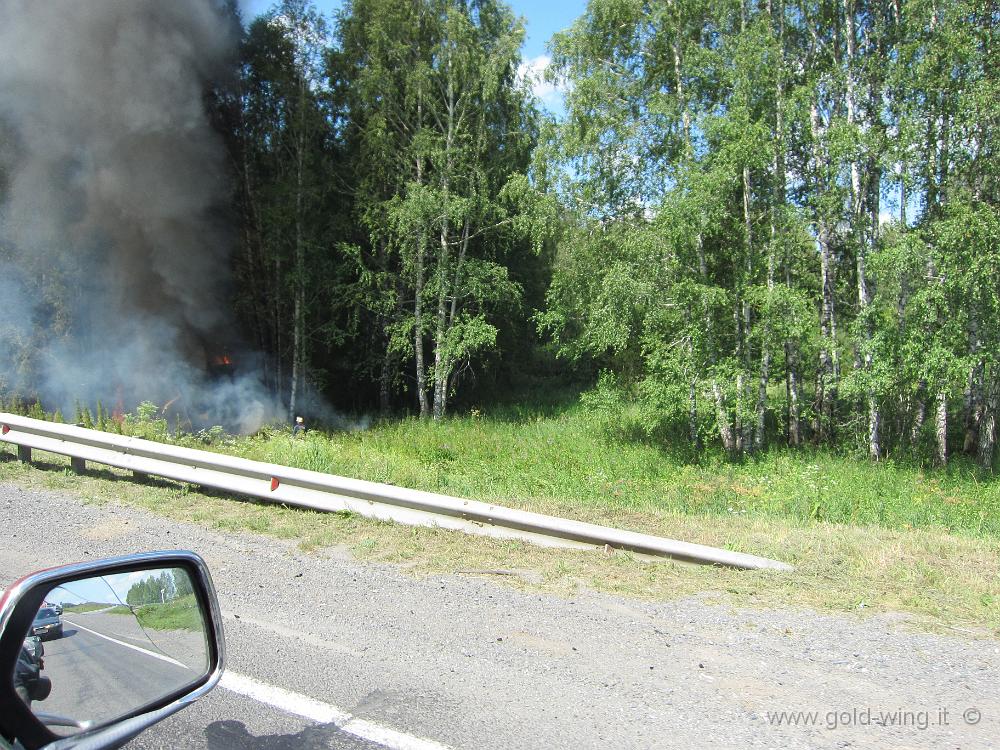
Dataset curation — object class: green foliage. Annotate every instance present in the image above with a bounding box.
[319,0,544,416]
[125,570,177,606]
[121,401,170,440]
[580,370,625,412]
[229,0,348,408]
[111,592,201,632]
[132,594,202,632]
[136,401,158,421]
[541,0,1000,465]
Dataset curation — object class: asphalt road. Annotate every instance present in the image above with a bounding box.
[32,619,196,736]
[2,478,999,749]
[64,609,209,671]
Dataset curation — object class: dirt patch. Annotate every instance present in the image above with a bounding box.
[81,516,134,542]
[506,630,575,656]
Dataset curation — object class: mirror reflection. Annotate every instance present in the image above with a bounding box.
[14,567,210,736]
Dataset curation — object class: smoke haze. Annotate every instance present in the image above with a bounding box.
[0,0,283,431]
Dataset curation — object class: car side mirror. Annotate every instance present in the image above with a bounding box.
[0,551,225,750]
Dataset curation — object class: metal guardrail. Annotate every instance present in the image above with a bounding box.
[0,412,793,571]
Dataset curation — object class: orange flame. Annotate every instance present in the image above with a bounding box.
[112,385,125,424]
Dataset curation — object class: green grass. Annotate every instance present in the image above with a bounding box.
[61,602,108,613]
[135,595,203,632]
[210,400,1000,540]
[106,595,202,631]
[2,398,999,635]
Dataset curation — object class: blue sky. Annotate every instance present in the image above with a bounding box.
[49,569,188,606]
[239,0,585,109]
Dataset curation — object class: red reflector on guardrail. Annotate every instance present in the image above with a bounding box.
[270,477,279,491]
[1,424,8,435]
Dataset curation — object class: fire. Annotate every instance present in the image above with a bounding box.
[112,384,125,424]
[207,350,236,379]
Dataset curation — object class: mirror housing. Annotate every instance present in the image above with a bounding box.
[0,551,225,750]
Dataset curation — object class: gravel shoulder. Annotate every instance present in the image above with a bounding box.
[2,480,998,750]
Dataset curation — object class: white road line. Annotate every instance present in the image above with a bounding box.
[63,618,187,669]
[63,617,451,750]
[220,671,453,750]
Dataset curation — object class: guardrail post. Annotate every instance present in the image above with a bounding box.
[17,445,31,463]
[133,471,149,482]
[70,457,86,473]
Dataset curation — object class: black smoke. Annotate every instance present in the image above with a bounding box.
[0,0,282,431]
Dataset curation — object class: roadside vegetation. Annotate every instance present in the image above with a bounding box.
[107,595,202,633]
[2,395,998,637]
[61,603,108,614]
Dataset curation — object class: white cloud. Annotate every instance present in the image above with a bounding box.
[517,54,563,109]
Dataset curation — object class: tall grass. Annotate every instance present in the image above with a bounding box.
[202,400,1000,539]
